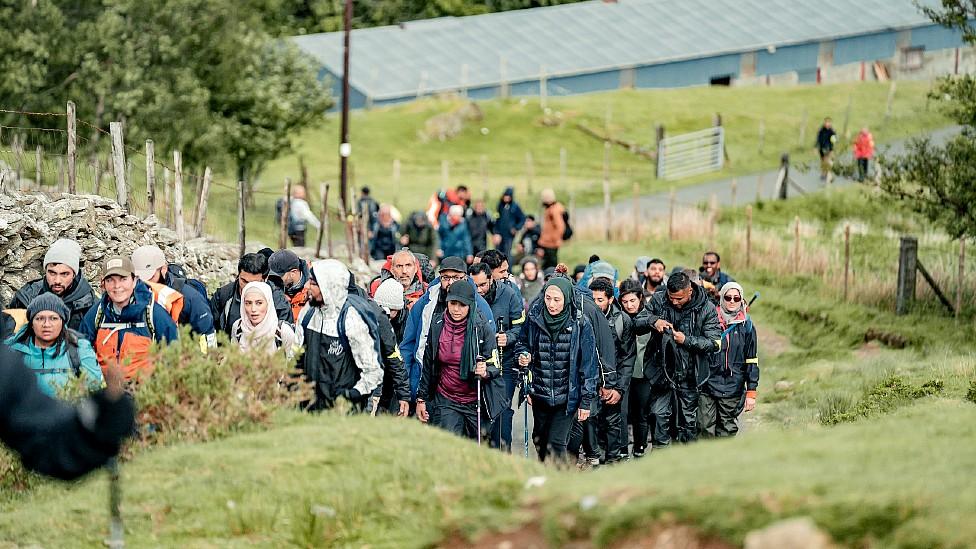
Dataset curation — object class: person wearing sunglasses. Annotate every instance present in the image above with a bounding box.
[700,252,735,304]
[700,282,759,438]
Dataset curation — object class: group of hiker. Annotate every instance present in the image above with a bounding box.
[1,186,759,469]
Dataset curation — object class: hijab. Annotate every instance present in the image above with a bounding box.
[718,281,747,328]
[542,277,573,336]
[236,281,280,355]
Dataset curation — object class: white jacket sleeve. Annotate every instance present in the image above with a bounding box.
[292,199,321,230]
[343,309,383,395]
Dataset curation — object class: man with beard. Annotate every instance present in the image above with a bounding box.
[469,263,525,451]
[8,239,96,331]
[297,259,384,411]
[399,257,495,404]
[643,258,667,300]
[645,272,721,447]
[699,252,734,304]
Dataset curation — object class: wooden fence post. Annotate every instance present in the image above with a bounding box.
[13,134,23,186]
[756,173,764,201]
[67,101,76,193]
[280,178,291,249]
[758,119,765,154]
[317,182,329,258]
[173,151,185,243]
[35,145,43,187]
[843,223,851,301]
[392,159,401,211]
[237,180,246,257]
[109,122,127,210]
[655,124,665,179]
[57,157,64,190]
[668,188,675,240]
[958,239,966,319]
[163,167,171,227]
[195,166,212,237]
[896,236,918,315]
[94,156,101,196]
[793,216,801,272]
[745,205,753,268]
[602,141,612,241]
[632,181,640,242]
[709,194,718,248]
[145,140,155,217]
[730,178,737,208]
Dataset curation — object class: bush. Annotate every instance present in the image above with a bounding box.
[967,379,976,405]
[819,374,943,425]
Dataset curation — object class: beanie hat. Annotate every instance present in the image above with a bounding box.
[540,188,556,205]
[27,293,70,324]
[590,260,616,281]
[43,239,82,276]
[446,280,476,307]
[373,278,405,311]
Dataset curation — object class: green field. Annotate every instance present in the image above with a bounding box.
[3,184,976,547]
[189,80,946,246]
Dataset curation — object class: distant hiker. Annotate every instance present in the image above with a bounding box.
[297,259,384,411]
[517,257,544,306]
[645,272,721,447]
[132,245,217,349]
[231,281,298,358]
[427,186,472,227]
[617,279,654,458]
[467,198,494,256]
[0,345,134,480]
[853,127,875,182]
[515,276,598,463]
[7,239,96,331]
[537,189,567,269]
[276,185,321,247]
[437,205,473,263]
[399,256,496,403]
[369,205,401,260]
[211,253,293,336]
[815,117,837,180]
[493,187,526,261]
[700,252,734,304]
[643,258,667,300]
[268,249,310,321]
[371,278,411,415]
[6,294,103,397]
[416,281,502,441]
[470,262,525,451]
[80,256,179,382]
[401,211,436,259]
[700,282,759,438]
[514,214,541,264]
[357,186,380,229]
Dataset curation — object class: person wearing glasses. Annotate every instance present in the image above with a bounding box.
[699,252,734,304]
[645,271,721,448]
[700,282,759,438]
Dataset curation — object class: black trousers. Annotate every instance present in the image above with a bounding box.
[698,393,745,438]
[650,384,700,447]
[431,393,479,440]
[532,399,573,463]
[856,158,869,181]
[489,367,518,451]
[567,414,600,461]
[539,247,559,269]
[628,377,652,453]
[289,231,307,247]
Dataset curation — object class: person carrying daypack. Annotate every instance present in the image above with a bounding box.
[296,259,384,411]
[231,281,299,359]
[6,294,104,397]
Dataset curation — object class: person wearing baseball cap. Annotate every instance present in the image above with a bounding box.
[7,239,98,331]
[416,276,502,442]
[398,256,498,407]
[79,256,179,381]
[5,294,104,397]
[267,249,309,322]
[132,245,216,349]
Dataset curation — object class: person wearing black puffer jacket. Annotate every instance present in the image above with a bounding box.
[515,276,598,463]
[643,272,721,448]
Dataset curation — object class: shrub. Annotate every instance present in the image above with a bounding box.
[819,374,943,425]
[966,379,976,405]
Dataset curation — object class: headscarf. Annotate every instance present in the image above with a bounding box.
[718,281,747,328]
[542,277,573,336]
[236,281,280,355]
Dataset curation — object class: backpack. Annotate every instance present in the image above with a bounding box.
[167,263,209,300]
[300,294,383,364]
[275,198,303,234]
[561,210,574,241]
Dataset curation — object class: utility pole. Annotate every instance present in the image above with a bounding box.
[339,0,353,216]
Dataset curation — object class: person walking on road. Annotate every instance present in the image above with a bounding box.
[816,117,838,181]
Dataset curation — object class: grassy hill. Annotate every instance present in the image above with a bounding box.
[192,80,946,246]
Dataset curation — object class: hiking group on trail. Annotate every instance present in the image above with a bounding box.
[1,183,761,480]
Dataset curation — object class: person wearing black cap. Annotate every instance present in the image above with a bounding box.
[416,281,501,440]
[268,250,310,322]
[399,257,496,406]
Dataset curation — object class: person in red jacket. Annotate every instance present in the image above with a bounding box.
[853,127,875,182]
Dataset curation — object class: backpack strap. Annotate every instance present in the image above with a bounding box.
[66,341,81,377]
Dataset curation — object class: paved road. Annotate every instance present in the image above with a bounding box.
[576,126,961,224]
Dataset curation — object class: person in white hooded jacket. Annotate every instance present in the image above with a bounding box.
[296,259,384,411]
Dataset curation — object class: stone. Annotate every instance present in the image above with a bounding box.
[744,517,835,549]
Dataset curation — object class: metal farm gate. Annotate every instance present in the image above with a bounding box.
[656,126,725,180]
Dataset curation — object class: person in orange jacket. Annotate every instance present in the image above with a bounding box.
[853,127,875,182]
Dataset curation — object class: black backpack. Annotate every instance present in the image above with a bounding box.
[561,210,574,241]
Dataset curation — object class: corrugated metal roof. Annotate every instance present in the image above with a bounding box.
[291,0,937,100]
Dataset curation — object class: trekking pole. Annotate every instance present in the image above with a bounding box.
[747,291,760,308]
[107,457,124,548]
[522,370,530,459]
[476,377,483,447]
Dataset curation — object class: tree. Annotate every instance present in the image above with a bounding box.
[878,2,976,239]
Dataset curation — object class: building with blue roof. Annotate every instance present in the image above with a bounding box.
[291,0,971,109]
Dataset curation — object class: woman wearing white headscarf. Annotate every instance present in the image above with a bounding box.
[231,281,298,358]
[699,282,759,438]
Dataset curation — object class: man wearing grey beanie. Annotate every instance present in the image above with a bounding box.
[8,239,97,331]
